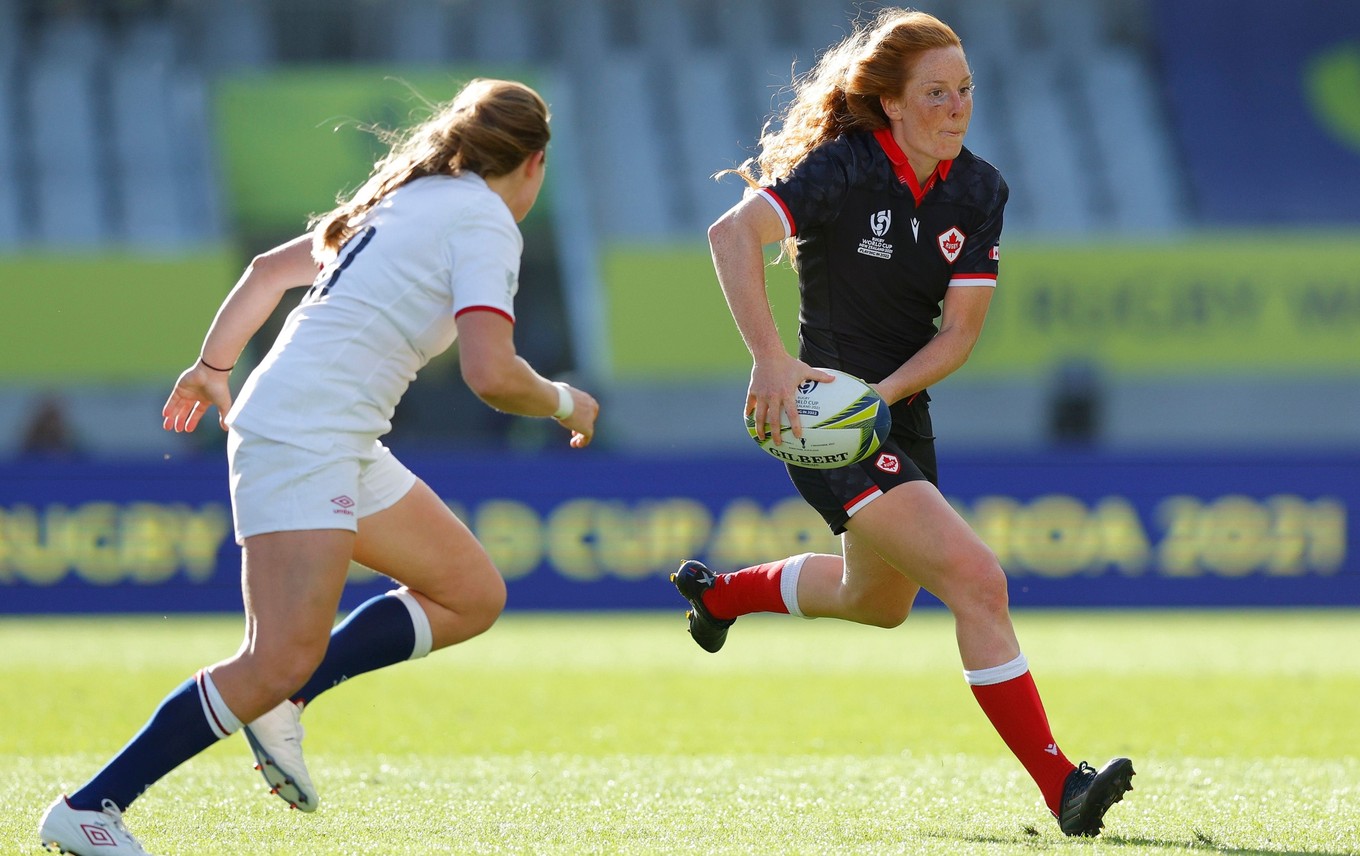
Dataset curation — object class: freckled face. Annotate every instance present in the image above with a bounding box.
[882,45,974,177]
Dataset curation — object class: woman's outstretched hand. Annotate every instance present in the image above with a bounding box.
[162,361,235,433]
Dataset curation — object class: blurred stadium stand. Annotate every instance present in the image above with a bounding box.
[0,0,1357,459]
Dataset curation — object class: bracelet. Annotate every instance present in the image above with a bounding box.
[552,381,575,420]
[199,357,235,372]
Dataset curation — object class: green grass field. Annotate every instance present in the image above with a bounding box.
[4,610,1358,855]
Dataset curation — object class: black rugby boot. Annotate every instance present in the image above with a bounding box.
[670,560,735,653]
[1057,757,1135,837]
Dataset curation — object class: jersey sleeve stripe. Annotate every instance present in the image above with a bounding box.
[454,305,516,324]
[948,273,997,287]
[757,188,795,237]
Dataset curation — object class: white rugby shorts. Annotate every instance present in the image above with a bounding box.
[227,427,417,543]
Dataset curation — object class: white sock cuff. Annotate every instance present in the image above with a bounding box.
[780,553,812,618]
[197,669,243,738]
[386,589,433,659]
[962,652,1030,686]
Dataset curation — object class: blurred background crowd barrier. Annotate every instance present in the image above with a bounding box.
[1,0,1357,611]
[4,451,1357,613]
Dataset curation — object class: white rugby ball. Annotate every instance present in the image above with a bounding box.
[745,369,892,469]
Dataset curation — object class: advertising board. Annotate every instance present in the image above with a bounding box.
[603,237,1360,381]
[1,452,1353,613]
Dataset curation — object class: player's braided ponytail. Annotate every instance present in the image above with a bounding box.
[312,79,550,258]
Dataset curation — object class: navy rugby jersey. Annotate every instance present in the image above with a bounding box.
[758,128,1007,429]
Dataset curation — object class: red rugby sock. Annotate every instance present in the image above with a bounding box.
[969,667,1076,814]
[701,559,793,619]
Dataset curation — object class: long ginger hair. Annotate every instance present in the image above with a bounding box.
[728,8,964,258]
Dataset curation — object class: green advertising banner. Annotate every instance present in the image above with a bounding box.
[603,244,800,378]
[0,252,242,381]
[604,234,1360,379]
[969,234,1360,377]
[214,67,541,237]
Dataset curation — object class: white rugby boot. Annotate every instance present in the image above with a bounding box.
[39,796,153,855]
[242,699,319,812]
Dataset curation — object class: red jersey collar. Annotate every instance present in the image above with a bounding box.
[873,127,952,206]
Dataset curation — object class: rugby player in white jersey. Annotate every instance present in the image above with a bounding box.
[40,78,596,855]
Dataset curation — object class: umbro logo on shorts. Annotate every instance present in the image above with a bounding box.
[331,495,355,516]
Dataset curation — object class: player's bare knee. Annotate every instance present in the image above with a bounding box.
[845,587,912,628]
[864,608,910,629]
[865,598,912,628]
[274,629,328,678]
[426,567,505,637]
[465,574,507,635]
[933,549,1008,617]
[250,654,322,705]
[961,558,1011,619]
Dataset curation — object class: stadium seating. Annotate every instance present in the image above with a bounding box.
[0,63,21,246]
[0,0,1192,249]
[0,0,1355,458]
[26,15,108,246]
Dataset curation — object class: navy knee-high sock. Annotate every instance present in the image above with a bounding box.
[290,591,432,707]
[69,670,241,812]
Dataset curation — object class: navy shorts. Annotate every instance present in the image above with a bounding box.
[786,431,938,535]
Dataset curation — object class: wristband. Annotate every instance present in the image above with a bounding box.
[199,357,234,372]
[552,382,575,420]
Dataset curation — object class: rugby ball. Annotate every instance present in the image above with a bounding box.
[745,369,892,469]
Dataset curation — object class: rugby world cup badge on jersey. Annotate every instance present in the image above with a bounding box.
[745,369,892,469]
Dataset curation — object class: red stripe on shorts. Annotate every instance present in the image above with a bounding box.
[844,487,879,512]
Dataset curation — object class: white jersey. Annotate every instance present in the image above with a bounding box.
[227,173,521,452]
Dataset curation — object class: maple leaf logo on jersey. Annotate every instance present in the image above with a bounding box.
[937,227,965,263]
